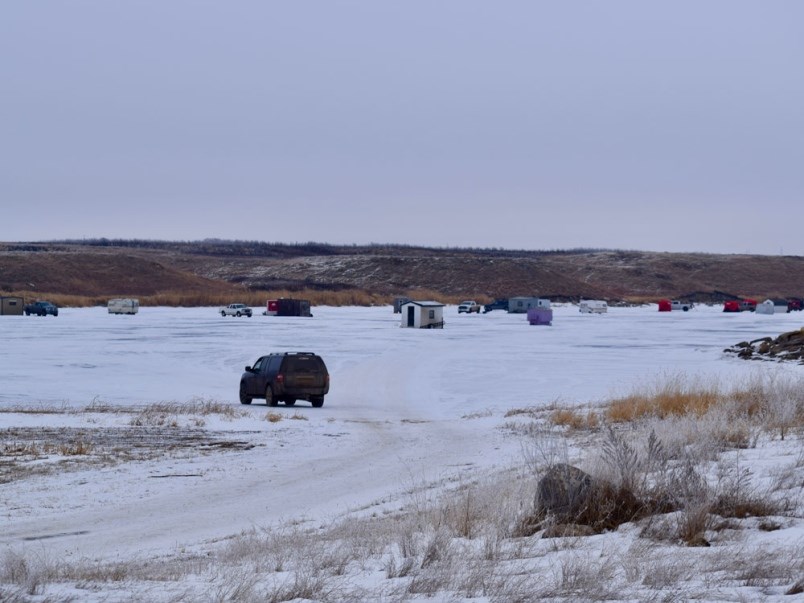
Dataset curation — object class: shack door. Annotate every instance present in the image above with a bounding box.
[407,306,415,327]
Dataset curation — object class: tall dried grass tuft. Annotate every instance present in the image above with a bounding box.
[604,372,804,443]
[606,374,724,422]
[549,408,600,430]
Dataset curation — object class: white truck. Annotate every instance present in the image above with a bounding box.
[220,303,252,317]
[457,300,481,314]
[670,300,693,312]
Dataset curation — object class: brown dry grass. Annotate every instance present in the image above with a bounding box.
[4,287,475,308]
[606,378,728,422]
[549,409,600,430]
[605,375,804,433]
[265,412,283,423]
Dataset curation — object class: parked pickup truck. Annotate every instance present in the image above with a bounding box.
[483,298,509,313]
[24,301,58,316]
[220,303,252,317]
[457,300,481,314]
[671,301,693,312]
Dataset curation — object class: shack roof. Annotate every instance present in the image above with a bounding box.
[401,301,445,308]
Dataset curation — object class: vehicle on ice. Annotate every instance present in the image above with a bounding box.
[240,352,329,408]
[671,300,693,312]
[457,301,481,314]
[24,301,58,316]
[220,303,252,317]
[483,298,508,313]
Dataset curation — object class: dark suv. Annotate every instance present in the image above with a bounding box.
[239,352,329,408]
[24,301,59,316]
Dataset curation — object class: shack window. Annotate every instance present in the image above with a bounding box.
[429,310,435,319]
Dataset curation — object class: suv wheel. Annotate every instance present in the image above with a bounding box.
[221,311,226,317]
[311,396,324,408]
[284,399,296,406]
[265,386,278,407]
[239,383,251,405]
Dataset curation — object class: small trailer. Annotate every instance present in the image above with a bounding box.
[658,299,672,312]
[579,300,607,314]
[277,298,312,317]
[400,301,445,329]
[508,297,549,313]
[108,298,139,315]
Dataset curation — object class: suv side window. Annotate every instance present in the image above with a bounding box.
[252,357,264,372]
[267,355,283,375]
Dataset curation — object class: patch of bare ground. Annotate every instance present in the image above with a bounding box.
[0,400,257,484]
[0,426,255,484]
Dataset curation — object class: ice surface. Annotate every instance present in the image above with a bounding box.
[1,304,801,576]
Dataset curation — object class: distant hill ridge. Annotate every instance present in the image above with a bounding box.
[1,240,802,304]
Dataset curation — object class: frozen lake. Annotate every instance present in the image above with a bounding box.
[1,303,802,586]
[1,303,801,411]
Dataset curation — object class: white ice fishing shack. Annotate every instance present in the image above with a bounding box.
[400,301,445,329]
[579,300,607,314]
[756,299,788,315]
[108,298,139,315]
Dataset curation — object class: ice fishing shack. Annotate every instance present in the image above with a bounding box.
[400,301,445,329]
[0,296,24,315]
[265,298,312,317]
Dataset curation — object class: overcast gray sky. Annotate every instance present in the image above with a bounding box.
[1,1,802,254]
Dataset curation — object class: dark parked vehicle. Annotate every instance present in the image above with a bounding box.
[240,352,329,408]
[483,298,508,313]
[24,301,58,316]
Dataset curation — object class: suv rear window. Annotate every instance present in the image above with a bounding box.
[283,355,326,373]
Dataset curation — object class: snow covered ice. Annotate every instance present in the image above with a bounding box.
[1,304,802,601]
